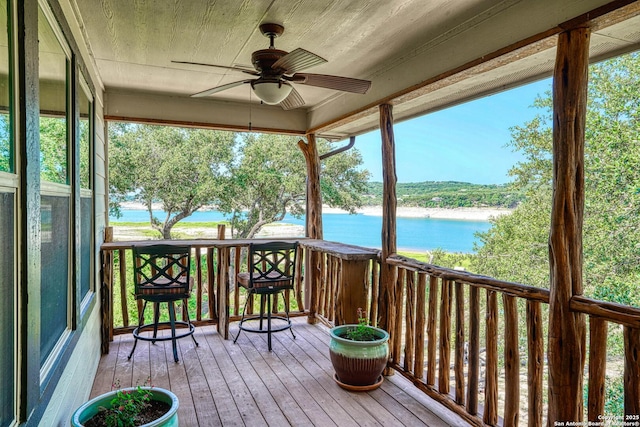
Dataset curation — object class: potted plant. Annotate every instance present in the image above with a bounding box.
[70,379,179,427]
[329,308,390,391]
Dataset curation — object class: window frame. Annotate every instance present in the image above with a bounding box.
[37,0,73,385]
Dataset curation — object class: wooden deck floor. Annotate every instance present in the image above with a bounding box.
[91,318,468,426]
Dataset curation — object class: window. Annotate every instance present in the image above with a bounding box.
[0,191,15,427]
[39,5,68,185]
[38,4,71,372]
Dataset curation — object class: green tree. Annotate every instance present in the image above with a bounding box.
[109,123,236,239]
[218,133,369,238]
[473,52,640,306]
[0,114,10,172]
[40,116,67,183]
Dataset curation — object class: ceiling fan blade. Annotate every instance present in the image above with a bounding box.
[172,60,259,76]
[272,48,327,74]
[191,79,254,97]
[279,86,305,110]
[290,73,371,94]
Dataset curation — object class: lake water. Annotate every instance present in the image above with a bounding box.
[111,209,492,253]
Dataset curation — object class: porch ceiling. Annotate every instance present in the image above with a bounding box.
[70,0,640,139]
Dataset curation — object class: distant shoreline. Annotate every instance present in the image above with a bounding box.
[119,201,511,222]
[323,205,511,221]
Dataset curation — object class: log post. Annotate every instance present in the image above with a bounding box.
[298,134,323,324]
[118,249,128,327]
[206,247,216,320]
[379,104,398,372]
[196,247,202,321]
[527,300,544,427]
[298,134,323,240]
[624,326,640,416]
[426,275,439,386]
[484,290,498,425]
[414,272,427,379]
[454,281,465,406]
[100,226,114,354]
[588,318,607,421]
[548,26,589,424]
[216,224,229,338]
[404,270,415,373]
[503,294,520,426]
[467,286,480,415]
[438,279,452,395]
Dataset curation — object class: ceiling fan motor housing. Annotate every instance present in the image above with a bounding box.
[251,49,288,75]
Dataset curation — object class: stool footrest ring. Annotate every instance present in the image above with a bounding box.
[132,321,196,342]
[238,315,292,334]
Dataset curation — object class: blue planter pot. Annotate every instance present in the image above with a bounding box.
[70,387,179,427]
[329,324,390,390]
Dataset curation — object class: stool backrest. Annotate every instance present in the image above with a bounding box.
[247,241,298,290]
[132,244,191,300]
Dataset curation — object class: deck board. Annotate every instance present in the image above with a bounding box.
[193,329,243,426]
[235,333,314,425]
[91,318,467,426]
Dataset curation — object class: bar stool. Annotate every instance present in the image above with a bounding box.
[129,244,198,362]
[234,241,298,351]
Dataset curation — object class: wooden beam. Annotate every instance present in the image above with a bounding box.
[378,104,397,348]
[548,26,589,423]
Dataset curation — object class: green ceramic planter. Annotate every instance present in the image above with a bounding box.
[329,324,390,389]
[70,387,179,427]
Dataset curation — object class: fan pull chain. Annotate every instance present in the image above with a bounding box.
[248,86,252,131]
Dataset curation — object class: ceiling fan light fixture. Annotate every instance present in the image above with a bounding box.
[251,80,292,105]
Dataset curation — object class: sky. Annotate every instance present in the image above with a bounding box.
[354,77,552,185]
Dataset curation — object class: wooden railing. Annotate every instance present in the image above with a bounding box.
[99,231,306,352]
[99,232,640,424]
[385,254,640,425]
[570,296,640,418]
[98,231,379,353]
[301,240,380,327]
[386,254,550,426]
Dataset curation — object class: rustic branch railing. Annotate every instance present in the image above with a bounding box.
[385,254,551,426]
[99,233,379,353]
[99,232,640,424]
[386,254,640,425]
[570,295,640,419]
[99,234,306,352]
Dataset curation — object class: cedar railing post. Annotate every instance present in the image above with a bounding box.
[624,326,640,416]
[298,134,323,324]
[100,226,114,354]
[548,26,589,423]
[379,103,397,371]
[588,318,607,420]
[216,224,229,338]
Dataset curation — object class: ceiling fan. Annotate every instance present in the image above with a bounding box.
[172,23,372,110]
